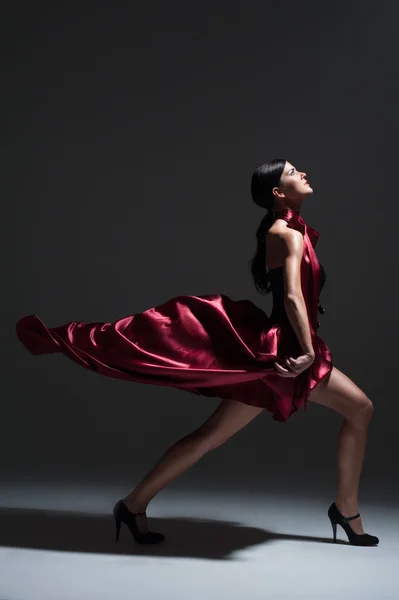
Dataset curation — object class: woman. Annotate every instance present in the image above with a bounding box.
[15,159,378,547]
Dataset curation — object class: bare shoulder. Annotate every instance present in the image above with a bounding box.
[266,221,303,269]
[267,221,303,252]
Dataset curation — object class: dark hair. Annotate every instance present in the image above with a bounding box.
[248,158,287,294]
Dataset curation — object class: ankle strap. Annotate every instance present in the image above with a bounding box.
[342,513,360,523]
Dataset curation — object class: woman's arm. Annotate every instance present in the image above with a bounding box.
[280,228,315,358]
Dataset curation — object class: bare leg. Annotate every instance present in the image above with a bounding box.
[335,416,371,527]
[122,399,264,531]
[308,366,374,534]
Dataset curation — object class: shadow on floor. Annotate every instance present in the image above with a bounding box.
[0,507,346,559]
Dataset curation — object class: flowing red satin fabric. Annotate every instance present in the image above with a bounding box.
[15,208,332,422]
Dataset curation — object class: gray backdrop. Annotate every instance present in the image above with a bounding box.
[4,2,398,501]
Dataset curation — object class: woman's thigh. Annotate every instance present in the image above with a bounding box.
[308,366,373,421]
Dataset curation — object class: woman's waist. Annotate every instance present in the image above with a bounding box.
[270,300,323,330]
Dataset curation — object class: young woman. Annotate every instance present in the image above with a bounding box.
[15,159,379,547]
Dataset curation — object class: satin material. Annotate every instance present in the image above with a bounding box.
[15,208,333,422]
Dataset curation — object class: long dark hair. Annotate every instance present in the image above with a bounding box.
[249,158,286,294]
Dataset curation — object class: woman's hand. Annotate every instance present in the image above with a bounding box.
[274,352,315,378]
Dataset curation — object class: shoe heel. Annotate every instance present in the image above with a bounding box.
[112,499,165,545]
[115,517,121,542]
[330,518,337,543]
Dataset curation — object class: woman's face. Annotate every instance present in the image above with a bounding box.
[274,161,313,202]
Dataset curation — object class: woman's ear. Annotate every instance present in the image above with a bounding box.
[272,186,285,200]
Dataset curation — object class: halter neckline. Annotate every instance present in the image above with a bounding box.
[270,207,319,249]
[273,207,301,219]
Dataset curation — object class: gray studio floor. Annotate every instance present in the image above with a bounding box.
[1,481,398,600]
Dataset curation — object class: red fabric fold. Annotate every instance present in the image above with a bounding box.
[15,209,332,422]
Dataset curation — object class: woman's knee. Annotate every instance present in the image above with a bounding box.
[189,425,229,452]
[336,390,374,427]
[194,399,264,451]
[352,394,374,424]
[309,366,374,424]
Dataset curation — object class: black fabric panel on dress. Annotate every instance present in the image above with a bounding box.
[267,263,325,320]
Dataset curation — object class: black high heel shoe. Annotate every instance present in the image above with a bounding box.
[328,502,379,546]
[113,499,165,545]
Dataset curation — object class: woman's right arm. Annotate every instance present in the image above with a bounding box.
[280,229,315,358]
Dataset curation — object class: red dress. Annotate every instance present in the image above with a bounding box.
[15,208,332,422]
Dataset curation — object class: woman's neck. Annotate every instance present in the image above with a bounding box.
[273,205,301,216]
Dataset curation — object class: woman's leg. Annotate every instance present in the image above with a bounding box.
[308,366,374,534]
[122,399,264,531]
